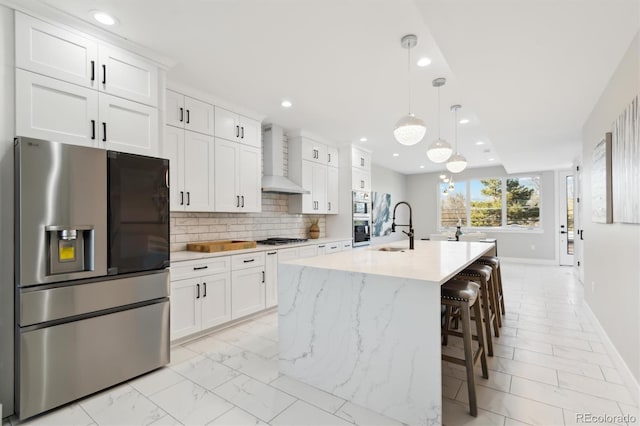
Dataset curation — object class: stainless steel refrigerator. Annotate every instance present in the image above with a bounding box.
[14,137,170,420]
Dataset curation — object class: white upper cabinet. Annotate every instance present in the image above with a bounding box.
[98,93,158,156]
[163,126,184,210]
[301,138,327,164]
[214,106,260,148]
[352,167,371,192]
[352,146,372,171]
[16,69,98,147]
[98,44,158,107]
[327,146,339,168]
[214,138,261,212]
[327,165,339,214]
[183,131,215,211]
[15,12,98,89]
[166,89,214,135]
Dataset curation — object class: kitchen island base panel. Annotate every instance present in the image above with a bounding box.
[278,264,441,425]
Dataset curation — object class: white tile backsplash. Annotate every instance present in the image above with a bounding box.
[170,193,326,252]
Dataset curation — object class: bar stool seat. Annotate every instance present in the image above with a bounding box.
[441,278,488,417]
[473,256,503,327]
[456,264,499,357]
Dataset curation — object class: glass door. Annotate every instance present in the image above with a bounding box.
[108,151,170,275]
[559,170,575,266]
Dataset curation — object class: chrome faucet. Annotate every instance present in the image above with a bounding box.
[391,201,414,250]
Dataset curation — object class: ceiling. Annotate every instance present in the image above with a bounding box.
[37,0,639,175]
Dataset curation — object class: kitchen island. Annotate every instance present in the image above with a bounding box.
[278,240,495,425]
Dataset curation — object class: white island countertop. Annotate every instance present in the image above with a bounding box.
[282,240,494,284]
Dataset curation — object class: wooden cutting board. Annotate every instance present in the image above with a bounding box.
[186,240,257,253]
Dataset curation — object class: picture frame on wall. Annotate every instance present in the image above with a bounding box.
[591,132,613,223]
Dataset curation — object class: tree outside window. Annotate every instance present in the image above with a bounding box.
[470,179,502,227]
[506,177,540,228]
[440,181,467,227]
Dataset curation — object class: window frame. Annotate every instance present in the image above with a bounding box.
[437,174,543,233]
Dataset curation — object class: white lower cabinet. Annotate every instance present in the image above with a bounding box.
[231,267,265,319]
[170,276,200,340]
[265,251,278,308]
[200,273,232,330]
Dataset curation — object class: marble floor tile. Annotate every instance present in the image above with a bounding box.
[504,417,533,426]
[442,374,464,399]
[129,368,186,397]
[270,400,352,426]
[148,415,182,426]
[168,346,199,366]
[513,348,604,379]
[207,407,268,426]
[213,328,279,359]
[590,341,609,354]
[222,350,279,383]
[79,384,166,426]
[234,320,279,342]
[11,403,94,426]
[442,398,506,426]
[334,401,405,426]
[601,366,625,385]
[269,375,346,414]
[557,371,636,406]
[617,403,639,425]
[485,354,558,385]
[442,362,512,393]
[149,380,233,425]
[170,355,239,391]
[515,329,592,351]
[181,335,243,362]
[212,375,295,423]
[455,384,564,425]
[510,376,623,416]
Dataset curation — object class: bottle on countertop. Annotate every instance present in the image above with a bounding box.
[455,219,462,241]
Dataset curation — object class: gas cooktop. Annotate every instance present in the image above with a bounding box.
[256,237,309,245]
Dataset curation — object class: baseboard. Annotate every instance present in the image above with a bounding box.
[500,256,558,265]
[582,302,640,404]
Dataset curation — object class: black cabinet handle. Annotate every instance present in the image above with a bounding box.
[102,64,106,85]
[243,258,255,263]
[193,265,208,271]
[180,191,184,205]
[360,180,364,189]
[328,153,331,163]
[262,271,265,283]
[236,195,240,207]
[180,107,184,122]
[196,283,200,299]
[186,109,190,124]
[90,60,95,81]
[91,120,96,140]
[360,157,364,167]
[241,126,244,139]
[267,251,277,255]
[203,282,207,298]
[102,122,107,142]
[186,192,190,206]
[241,195,244,207]
[236,125,240,138]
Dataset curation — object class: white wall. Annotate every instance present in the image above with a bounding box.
[0,4,14,418]
[370,164,408,245]
[581,32,639,384]
[406,165,557,260]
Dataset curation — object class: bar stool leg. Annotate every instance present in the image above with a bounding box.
[478,282,495,356]
[473,297,489,379]
[487,275,501,335]
[490,267,502,328]
[459,299,478,416]
[497,265,506,315]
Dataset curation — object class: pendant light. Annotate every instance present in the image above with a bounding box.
[446,104,468,173]
[393,34,426,146]
[426,78,453,163]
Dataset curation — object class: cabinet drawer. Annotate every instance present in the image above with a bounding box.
[277,247,299,262]
[232,252,265,270]
[342,240,353,250]
[170,256,230,280]
[298,245,319,258]
[325,242,341,254]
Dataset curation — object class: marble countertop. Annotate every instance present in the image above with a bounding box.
[170,237,351,262]
[281,240,494,284]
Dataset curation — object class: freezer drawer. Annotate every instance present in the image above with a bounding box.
[18,300,170,420]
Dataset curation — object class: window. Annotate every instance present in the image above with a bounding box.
[440,181,467,227]
[438,176,542,230]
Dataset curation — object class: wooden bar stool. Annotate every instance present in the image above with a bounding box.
[441,278,489,417]
[473,256,503,327]
[456,264,499,356]
[478,256,505,316]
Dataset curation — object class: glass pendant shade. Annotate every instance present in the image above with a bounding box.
[426,138,453,163]
[394,113,427,146]
[446,153,468,173]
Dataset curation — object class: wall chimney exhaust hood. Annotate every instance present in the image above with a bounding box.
[262,124,310,194]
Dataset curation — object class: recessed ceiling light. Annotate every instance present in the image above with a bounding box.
[475,141,485,145]
[419,165,425,169]
[359,137,367,142]
[443,178,450,182]
[488,158,495,162]
[92,11,117,26]
[393,153,399,157]
[281,100,292,108]
[439,174,446,179]
[416,57,432,67]
[459,118,470,124]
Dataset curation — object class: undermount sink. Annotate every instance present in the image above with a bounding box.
[378,247,406,252]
